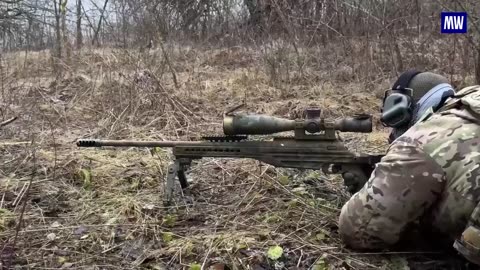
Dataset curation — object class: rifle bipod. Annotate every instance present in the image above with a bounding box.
[164,158,191,205]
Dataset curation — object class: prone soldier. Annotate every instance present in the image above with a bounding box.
[339,70,480,265]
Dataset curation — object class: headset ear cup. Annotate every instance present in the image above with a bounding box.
[381,69,422,129]
[404,107,413,126]
[380,93,413,128]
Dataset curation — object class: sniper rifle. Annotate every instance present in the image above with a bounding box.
[76,107,384,204]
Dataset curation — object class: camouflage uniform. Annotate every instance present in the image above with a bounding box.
[339,85,480,264]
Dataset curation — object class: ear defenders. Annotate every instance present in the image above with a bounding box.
[381,69,422,128]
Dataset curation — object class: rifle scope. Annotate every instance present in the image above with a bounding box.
[223,113,373,135]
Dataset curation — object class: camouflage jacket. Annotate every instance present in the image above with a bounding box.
[339,85,480,250]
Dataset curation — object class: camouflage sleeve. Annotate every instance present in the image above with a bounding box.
[338,140,446,249]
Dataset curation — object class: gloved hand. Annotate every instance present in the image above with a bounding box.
[341,165,376,193]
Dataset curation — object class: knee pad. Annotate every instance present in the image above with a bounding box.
[454,225,480,265]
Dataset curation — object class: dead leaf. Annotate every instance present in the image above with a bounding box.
[51,221,61,228]
[47,233,56,241]
[208,263,226,270]
[144,204,155,210]
[62,262,74,268]
[120,238,153,261]
[73,225,88,236]
[315,233,326,241]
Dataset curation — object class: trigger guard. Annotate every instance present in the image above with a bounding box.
[321,164,342,174]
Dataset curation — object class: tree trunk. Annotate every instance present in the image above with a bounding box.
[61,0,71,60]
[121,0,127,48]
[244,0,263,29]
[76,0,82,50]
[53,0,62,59]
[244,0,258,22]
[92,0,109,46]
[393,40,404,73]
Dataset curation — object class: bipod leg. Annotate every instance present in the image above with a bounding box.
[164,159,192,206]
[164,160,179,206]
[177,158,191,189]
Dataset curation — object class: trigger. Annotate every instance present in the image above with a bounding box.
[342,172,356,185]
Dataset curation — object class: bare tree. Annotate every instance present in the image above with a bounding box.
[61,0,71,59]
[92,0,109,46]
[0,0,477,84]
[76,0,82,50]
[53,0,62,59]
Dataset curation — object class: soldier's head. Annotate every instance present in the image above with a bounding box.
[381,70,455,143]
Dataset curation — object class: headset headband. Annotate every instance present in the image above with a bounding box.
[381,69,422,107]
[392,69,422,90]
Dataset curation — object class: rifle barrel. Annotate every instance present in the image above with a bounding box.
[76,139,197,148]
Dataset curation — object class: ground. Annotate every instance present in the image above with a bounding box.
[0,44,476,269]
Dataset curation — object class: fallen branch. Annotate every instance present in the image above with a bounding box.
[0,116,17,127]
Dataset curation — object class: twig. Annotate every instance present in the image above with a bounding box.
[297,249,303,268]
[12,182,28,208]
[101,243,124,254]
[334,251,444,256]
[2,223,185,235]
[0,141,31,146]
[107,104,130,137]
[201,224,218,269]
[152,75,195,117]
[158,38,179,89]
[241,167,340,214]
[0,116,17,127]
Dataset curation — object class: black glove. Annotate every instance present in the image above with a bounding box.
[341,165,376,194]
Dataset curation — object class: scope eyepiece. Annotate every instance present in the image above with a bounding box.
[335,115,372,133]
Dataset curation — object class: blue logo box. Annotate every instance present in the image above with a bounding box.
[441,12,467,33]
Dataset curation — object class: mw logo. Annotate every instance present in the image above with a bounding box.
[441,12,467,34]
[444,16,464,29]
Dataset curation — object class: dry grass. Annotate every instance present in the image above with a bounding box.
[0,45,472,270]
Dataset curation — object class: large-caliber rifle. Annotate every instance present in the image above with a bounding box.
[77,108,384,203]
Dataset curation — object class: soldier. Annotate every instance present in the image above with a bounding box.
[338,70,480,266]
